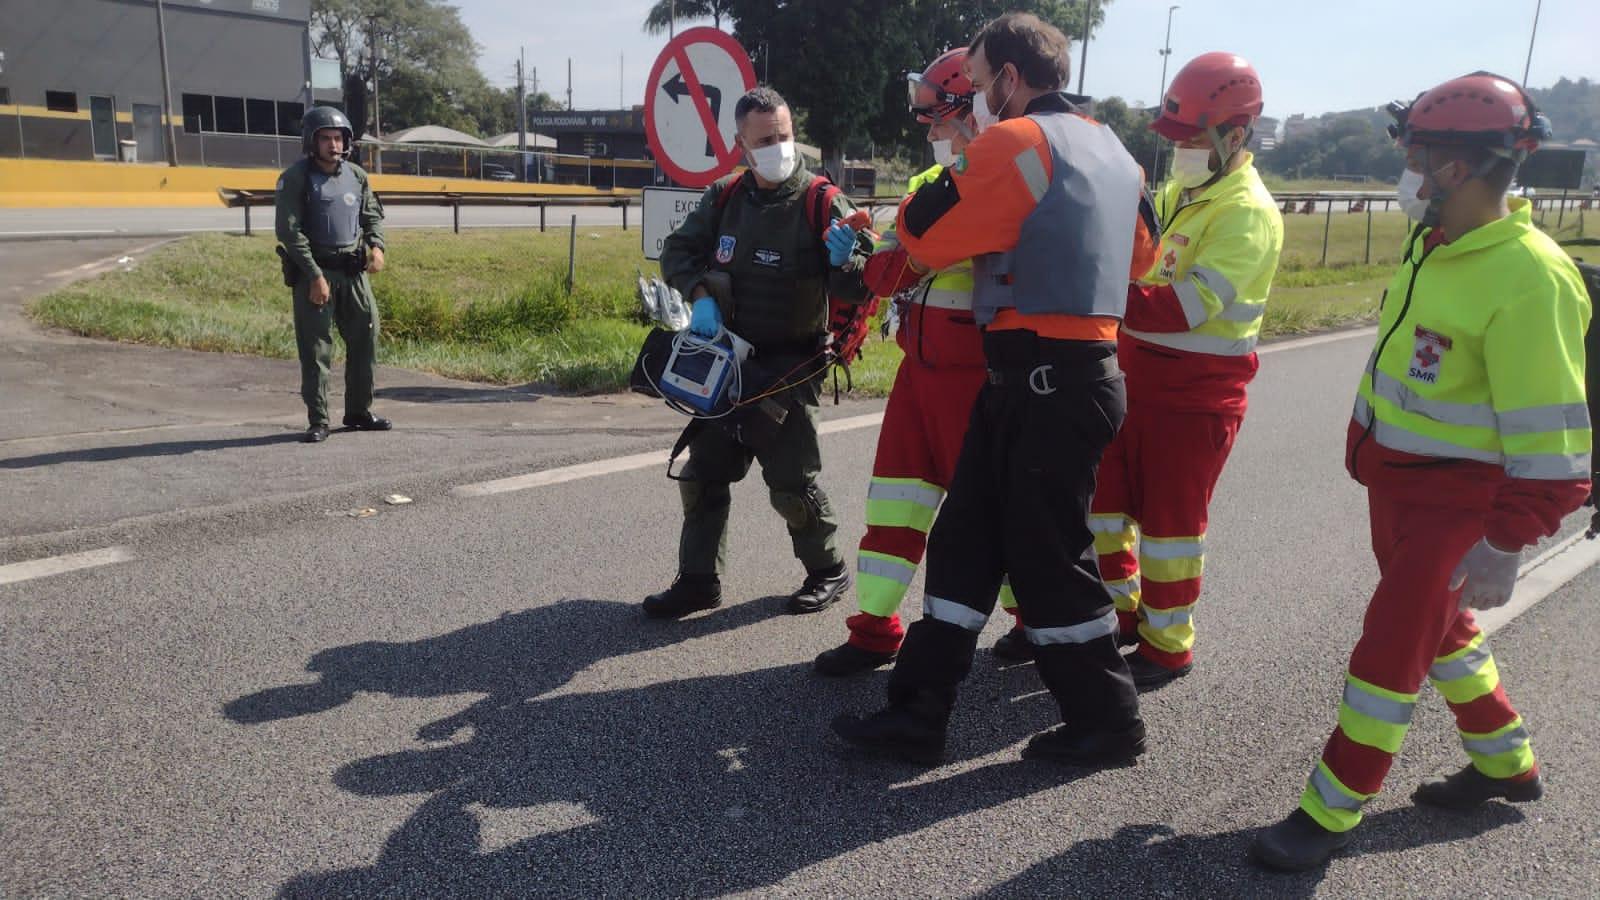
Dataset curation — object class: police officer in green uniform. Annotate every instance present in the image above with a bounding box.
[647,87,873,618]
[275,106,391,444]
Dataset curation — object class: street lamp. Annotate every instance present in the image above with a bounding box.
[1522,0,1543,86]
[1076,0,1097,97]
[1150,5,1180,187]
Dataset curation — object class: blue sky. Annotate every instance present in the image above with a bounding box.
[458,0,1599,121]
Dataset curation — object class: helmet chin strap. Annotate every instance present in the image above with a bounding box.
[1198,123,1246,189]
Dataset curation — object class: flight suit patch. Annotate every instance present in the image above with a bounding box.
[716,235,737,264]
[753,248,782,268]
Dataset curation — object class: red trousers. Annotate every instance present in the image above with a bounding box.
[1090,406,1241,668]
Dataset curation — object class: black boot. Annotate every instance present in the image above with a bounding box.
[788,563,850,614]
[1412,764,1544,810]
[992,626,1033,661]
[342,412,393,431]
[642,574,722,619]
[302,424,330,443]
[1248,810,1354,872]
[1022,719,1146,768]
[831,690,950,766]
[814,642,896,677]
[1125,651,1192,691]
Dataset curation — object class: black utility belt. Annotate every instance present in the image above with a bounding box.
[312,247,368,274]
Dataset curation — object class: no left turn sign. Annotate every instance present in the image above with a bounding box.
[644,27,757,188]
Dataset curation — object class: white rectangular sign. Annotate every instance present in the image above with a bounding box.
[641,187,707,261]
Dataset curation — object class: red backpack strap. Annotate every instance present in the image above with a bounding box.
[804,174,843,236]
[713,171,751,214]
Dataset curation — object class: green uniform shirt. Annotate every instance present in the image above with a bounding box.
[660,166,871,348]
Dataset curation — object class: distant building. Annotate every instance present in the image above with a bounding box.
[1282,113,1320,143]
[0,0,342,166]
[1251,115,1280,152]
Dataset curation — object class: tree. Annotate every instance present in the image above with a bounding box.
[311,0,494,135]
[640,1,1114,168]
[642,0,736,34]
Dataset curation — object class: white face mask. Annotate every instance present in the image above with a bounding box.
[1396,168,1433,222]
[747,140,798,183]
[972,70,1016,134]
[930,139,956,167]
[1172,147,1215,189]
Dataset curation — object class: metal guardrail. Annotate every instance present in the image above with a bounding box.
[218,187,635,235]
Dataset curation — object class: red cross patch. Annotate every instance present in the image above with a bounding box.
[1158,248,1179,279]
[1407,326,1452,385]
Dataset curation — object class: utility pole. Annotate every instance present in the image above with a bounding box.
[621,53,625,108]
[670,0,676,37]
[1076,0,1097,97]
[1522,0,1543,86]
[1151,5,1179,185]
[518,48,529,180]
[154,0,179,165]
[567,58,573,111]
[368,16,382,138]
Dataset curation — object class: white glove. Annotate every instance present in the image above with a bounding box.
[1449,538,1521,610]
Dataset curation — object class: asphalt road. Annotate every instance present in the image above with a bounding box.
[2,239,1597,897]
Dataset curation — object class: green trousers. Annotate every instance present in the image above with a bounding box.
[677,383,842,577]
[293,268,378,428]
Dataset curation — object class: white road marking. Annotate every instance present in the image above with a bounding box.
[1257,326,1377,355]
[1479,530,1600,635]
[452,412,886,498]
[0,546,134,587]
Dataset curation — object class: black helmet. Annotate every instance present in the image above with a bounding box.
[302,106,354,157]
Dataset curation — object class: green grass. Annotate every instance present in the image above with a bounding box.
[31,213,1477,396]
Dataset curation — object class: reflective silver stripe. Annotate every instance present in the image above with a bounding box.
[1506,451,1591,480]
[1143,606,1192,629]
[858,556,916,585]
[867,481,944,509]
[1103,578,1137,599]
[1352,394,1376,427]
[1430,643,1493,683]
[1140,537,1204,560]
[1188,265,1239,305]
[1088,515,1132,534]
[1368,369,1497,430]
[1462,725,1531,757]
[1218,300,1266,323]
[924,594,988,631]
[920,286,974,311]
[1499,402,1591,435]
[1364,417,1504,465]
[1013,148,1050,203]
[1342,683,1415,726]
[1122,328,1257,357]
[1171,279,1212,328]
[1309,766,1364,812]
[1025,609,1117,645]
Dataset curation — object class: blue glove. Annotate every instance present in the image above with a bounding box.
[825,219,857,267]
[689,296,722,337]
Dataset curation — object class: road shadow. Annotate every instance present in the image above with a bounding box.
[375,384,554,404]
[0,432,301,469]
[226,598,1077,896]
[984,804,1527,899]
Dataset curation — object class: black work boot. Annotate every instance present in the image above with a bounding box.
[342,412,393,431]
[1412,764,1544,810]
[992,626,1033,661]
[1022,718,1146,768]
[814,642,895,677]
[788,563,851,614]
[642,574,722,619]
[831,690,950,766]
[303,424,330,443]
[1125,651,1192,691]
[1249,810,1354,871]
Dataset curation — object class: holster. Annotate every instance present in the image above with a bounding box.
[274,245,299,287]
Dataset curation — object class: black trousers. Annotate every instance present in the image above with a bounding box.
[889,330,1140,731]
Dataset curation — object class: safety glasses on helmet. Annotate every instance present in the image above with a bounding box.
[906,71,972,121]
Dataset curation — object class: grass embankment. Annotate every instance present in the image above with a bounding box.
[33,211,1589,395]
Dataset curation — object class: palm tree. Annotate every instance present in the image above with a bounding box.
[642,0,734,34]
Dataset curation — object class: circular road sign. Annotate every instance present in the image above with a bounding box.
[644,27,757,188]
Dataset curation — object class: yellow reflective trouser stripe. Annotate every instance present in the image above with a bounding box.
[1300,762,1368,833]
[1104,576,1140,613]
[998,576,1017,611]
[1090,514,1137,557]
[1139,535,1204,583]
[856,550,917,618]
[1428,633,1501,704]
[1461,717,1536,779]
[865,477,943,532]
[1337,675,1417,754]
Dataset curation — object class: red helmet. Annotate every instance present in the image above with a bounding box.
[1152,52,1263,140]
[907,48,973,124]
[1387,72,1551,159]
